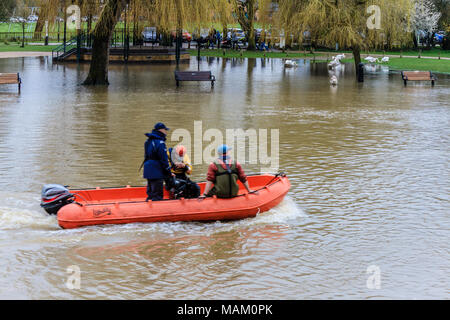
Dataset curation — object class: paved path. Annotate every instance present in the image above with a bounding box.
[0,52,52,59]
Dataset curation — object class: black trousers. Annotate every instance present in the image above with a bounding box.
[147,179,164,201]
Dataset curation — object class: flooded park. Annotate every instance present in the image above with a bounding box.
[0,55,448,299]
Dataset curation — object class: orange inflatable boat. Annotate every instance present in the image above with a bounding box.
[40,174,290,229]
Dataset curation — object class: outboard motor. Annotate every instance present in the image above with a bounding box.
[40,184,74,215]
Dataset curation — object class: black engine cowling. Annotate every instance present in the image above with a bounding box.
[40,184,74,215]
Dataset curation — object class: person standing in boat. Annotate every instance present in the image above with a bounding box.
[199,144,253,199]
[143,122,173,201]
[167,145,200,198]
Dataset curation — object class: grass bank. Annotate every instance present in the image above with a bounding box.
[0,43,59,52]
[187,48,315,59]
[316,47,450,58]
[379,57,450,74]
[191,48,450,74]
[340,57,450,74]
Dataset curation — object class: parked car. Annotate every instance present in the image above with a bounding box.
[233,29,247,42]
[255,28,262,42]
[170,30,192,42]
[182,31,192,42]
[434,31,445,43]
[142,27,158,43]
[27,15,38,22]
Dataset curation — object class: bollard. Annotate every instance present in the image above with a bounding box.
[357,63,365,82]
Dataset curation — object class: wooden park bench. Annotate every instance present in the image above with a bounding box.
[174,71,216,87]
[0,73,22,93]
[401,71,436,86]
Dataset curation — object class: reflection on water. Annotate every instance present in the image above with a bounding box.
[0,56,449,299]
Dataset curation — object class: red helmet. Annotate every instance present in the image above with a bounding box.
[175,145,186,157]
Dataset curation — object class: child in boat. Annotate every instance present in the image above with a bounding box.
[199,144,253,199]
[167,145,200,198]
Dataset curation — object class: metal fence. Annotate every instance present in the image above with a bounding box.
[0,28,139,45]
[0,31,79,42]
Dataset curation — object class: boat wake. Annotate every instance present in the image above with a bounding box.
[0,190,304,233]
[0,191,57,231]
[251,196,306,224]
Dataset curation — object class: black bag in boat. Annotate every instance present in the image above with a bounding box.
[165,177,200,199]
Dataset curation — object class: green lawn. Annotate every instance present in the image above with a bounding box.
[0,22,36,33]
[316,47,450,58]
[340,57,450,74]
[190,48,450,74]
[0,43,59,52]
[383,57,450,74]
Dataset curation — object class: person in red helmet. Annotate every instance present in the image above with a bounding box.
[167,145,200,198]
[167,145,192,180]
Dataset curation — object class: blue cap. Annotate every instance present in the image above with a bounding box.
[217,144,231,155]
[154,122,170,131]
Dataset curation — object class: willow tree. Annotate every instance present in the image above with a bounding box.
[34,1,50,39]
[82,0,213,85]
[82,0,129,85]
[370,0,414,50]
[276,0,414,78]
[233,0,271,50]
[212,0,235,38]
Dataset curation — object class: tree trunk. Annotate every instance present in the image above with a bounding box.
[412,31,418,49]
[235,0,256,51]
[34,16,44,40]
[352,45,362,79]
[247,28,256,50]
[82,0,128,86]
[33,4,48,40]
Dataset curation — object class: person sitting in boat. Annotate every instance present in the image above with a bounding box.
[167,145,200,198]
[143,122,174,201]
[199,144,253,199]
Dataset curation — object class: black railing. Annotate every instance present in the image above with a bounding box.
[52,32,88,61]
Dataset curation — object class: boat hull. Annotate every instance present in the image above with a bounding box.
[57,175,290,229]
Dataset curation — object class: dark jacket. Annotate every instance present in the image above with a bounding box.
[143,130,171,180]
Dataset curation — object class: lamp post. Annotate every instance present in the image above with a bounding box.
[20,17,26,48]
[124,3,129,62]
[44,20,49,46]
[63,2,67,54]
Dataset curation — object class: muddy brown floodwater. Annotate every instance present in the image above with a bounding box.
[0,56,449,299]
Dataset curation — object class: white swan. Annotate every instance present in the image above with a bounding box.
[285,59,298,67]
[327,56,342,69]
[380,56,390,63]
[330,75,338,86]
[364,56,379,63]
